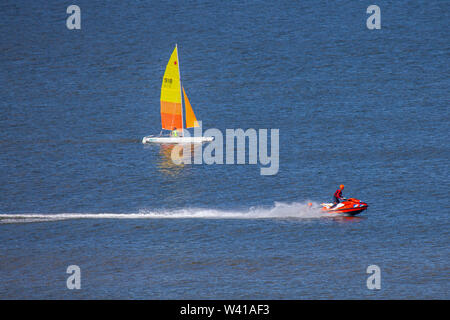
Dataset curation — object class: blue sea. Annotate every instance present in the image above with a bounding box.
[0,0,448,299]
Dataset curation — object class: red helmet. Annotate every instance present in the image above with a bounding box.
[339,184,344,190]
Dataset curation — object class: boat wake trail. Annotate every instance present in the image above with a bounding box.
[0,202,333,224]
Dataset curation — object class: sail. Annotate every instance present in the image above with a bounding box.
[183,87,199,128]
[160,46,182,130]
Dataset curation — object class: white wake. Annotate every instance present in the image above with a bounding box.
[0,202,335,224]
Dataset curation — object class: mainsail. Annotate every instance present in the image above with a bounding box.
[160,46,182,131]
[183,87,199,128]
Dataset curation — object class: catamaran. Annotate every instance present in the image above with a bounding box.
[142,45,214,144]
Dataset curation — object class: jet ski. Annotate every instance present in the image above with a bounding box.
[321,198,368,216]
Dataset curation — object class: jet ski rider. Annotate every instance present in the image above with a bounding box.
[331,184,346,208]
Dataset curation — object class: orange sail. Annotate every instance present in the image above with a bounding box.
[183,87,199,128]
[160,46,182,130]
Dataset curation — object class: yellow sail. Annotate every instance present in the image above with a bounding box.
[160,46,182,130]
[183,87,199,128]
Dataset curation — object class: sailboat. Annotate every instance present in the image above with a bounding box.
[142,45,214,144]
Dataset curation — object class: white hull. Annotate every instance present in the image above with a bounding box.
[142,136,214,144]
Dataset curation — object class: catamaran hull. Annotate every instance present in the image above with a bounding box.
[142,136,214,144]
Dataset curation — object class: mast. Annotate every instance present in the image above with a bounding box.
[176,44,184,137]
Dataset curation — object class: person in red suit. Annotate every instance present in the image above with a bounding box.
[331,184,346,208]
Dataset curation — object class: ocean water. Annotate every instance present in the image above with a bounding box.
[0,0,448,299]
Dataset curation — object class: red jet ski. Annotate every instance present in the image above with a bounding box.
[321,198,369,216]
